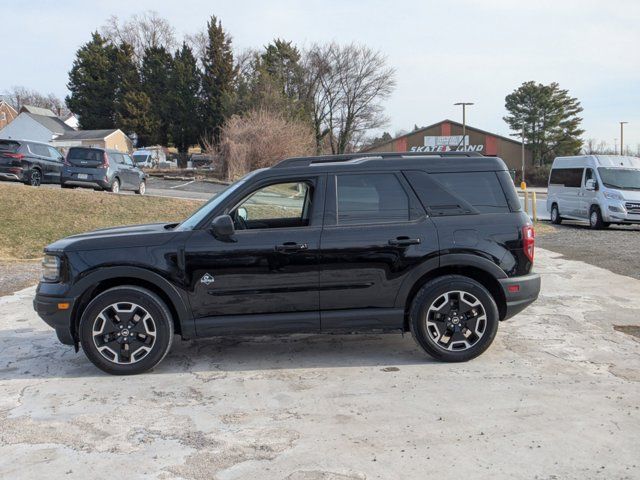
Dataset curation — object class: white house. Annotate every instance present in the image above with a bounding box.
[0,111,74,143]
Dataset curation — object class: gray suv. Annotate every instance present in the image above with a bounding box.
[61,147,147,194]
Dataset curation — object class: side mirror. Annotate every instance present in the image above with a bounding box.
[585,179,597,191]
[210,214,235,239]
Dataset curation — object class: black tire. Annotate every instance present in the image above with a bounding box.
[135,179,146,195]
[589,206,609,229]
[409,275,499,362]
[26,169,42,187]
[110,178,120,194]
[79,286,174,375]
[550,203,562,225]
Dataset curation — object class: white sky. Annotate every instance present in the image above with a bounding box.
[2,0,639,149]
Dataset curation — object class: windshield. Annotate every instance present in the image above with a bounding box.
[598,168,640,191]
[133,154,150,164]
[175,171,260,230]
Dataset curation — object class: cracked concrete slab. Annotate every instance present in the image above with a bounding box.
[0,248,639,479]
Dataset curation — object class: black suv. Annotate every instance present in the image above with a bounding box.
[61,147,147,194]
[0,139,64,186]
[34,152,540,375]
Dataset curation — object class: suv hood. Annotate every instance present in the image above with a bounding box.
[45,223,179,253]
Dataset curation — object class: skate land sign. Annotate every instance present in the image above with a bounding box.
[409,135,484,153]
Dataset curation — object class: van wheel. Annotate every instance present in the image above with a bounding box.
[110,178,120,194]
[550,204,562,224]
[589,206,609,229]
[409,275,499,362]
[135,180,146,195]
[79,286,174,375]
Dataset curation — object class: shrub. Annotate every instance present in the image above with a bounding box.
[210,109,315,180]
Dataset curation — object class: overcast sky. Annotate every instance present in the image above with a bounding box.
[3,0,639,149]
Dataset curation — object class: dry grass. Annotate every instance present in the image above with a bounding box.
[0,183,202,260]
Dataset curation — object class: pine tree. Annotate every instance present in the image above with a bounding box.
[200,15,236,144]
[113,43,157,146]
[169,43,201,164]
[504,81,584,165]
[66,32,118,129]
[141,46,174,145]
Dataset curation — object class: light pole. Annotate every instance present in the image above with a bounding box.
[620,122,628,155]
[454,102,474,149]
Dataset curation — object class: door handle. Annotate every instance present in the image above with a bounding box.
[388,236,421,246]
[275,242,308,252]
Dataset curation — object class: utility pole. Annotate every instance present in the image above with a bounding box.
[620,122,628,155]
[521,121,525,184]
[454,102,474,149]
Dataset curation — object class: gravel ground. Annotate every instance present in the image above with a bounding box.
[0,262,40,297]
[1,248,639,479]
[537,221,640,279]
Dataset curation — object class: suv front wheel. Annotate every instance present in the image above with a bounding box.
[79,286,174,375]
[409,275,499,362]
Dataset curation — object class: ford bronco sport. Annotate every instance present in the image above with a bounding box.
[34,152,540,375]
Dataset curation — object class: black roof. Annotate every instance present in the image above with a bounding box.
[271,151,508,173]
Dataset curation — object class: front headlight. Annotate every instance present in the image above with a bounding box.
[41,254,61,282]
[603,191,624,201]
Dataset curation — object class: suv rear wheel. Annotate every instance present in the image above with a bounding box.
[110,178,120,194]
[78,286,174,375]
[26,169,42,187]
[409,275,499,362]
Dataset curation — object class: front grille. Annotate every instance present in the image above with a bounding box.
[626,202,640,213]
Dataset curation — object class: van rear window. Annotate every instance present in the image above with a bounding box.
[549,168,583,187]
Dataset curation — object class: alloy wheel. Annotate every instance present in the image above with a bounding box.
[425,290,487,351]
[30,170,41,186]
[92,302,157,364]
[590,211,598,227]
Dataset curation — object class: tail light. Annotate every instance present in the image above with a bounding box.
[522,225,535,263]
[4,153,24,160]
[102,152,110,168]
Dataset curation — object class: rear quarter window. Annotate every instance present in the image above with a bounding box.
[404,170,511,215]
[0,140,20,152]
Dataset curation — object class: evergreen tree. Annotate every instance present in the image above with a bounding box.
[113,43,157,146]
[66,32,118,129]
[141,46,174,145]
[200,15,236,144]
[504,81,584,165]
[169,43,201,164]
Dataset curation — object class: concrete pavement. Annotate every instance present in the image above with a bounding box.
[0,248,639,479]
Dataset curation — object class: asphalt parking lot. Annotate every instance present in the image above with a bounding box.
[1,248,639,479]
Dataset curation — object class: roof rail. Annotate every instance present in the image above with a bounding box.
[273,151,484,168]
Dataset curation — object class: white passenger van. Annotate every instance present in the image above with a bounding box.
[547,155,640,229]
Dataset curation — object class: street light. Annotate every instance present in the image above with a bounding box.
[454,102,474,148]
[620,122,628,155]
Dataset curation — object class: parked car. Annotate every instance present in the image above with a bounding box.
[189,153,213,169]
[61,147,147,194]
[34,151,540,375]
[0,139,64,186]
[547,155,640,229]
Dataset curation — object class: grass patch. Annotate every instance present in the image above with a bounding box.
[0,183,203,260]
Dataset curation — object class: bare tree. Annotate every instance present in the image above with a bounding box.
[304,43,396,154]
[5,86,69,116]
[101,10,176,63]
[185,28,208,65]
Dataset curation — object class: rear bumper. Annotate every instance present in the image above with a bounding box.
[33,293,76,345]
[61,179,109,189]
[0,167,25,181]
[498,273,541,320]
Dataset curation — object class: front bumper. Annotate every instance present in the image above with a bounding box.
[33,293,76,345]
[498,273,541,320]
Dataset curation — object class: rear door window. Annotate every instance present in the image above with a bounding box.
[336,173,410,225]
[29,144,50,157]
[67,148,105,167]
[109,152,124,164]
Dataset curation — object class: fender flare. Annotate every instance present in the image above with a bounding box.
[69,266,194,337]
[394,253,507,309]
